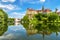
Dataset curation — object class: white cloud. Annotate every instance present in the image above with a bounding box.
[0,3,21,11]
[40,0,45,2]
[19,0,45,5]
[1,0,16,3]
[0,4,15,10]
[19,0,40,5]
[9,12,26,18]
[19,0,46,5]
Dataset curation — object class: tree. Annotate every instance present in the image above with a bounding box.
[42,13,48,23]
[0,22,8,36]
[35,13,42,21]
[48,13,58,22]
[55,8,58,13]
[29,16,38,26]
[8,18,15,25]
[22,15,29,23]
[0,9,8,24]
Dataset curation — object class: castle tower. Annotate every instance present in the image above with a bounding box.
[42,6,44,12]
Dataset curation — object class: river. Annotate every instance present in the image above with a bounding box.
[0,23,60,40]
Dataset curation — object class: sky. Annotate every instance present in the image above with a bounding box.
[0,0,60,18]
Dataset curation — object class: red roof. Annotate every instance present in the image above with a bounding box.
[57,12,60,14]
[27,8,35,11]
[27,8,51,13]
[36,10,42,12]
[44,9,51,12]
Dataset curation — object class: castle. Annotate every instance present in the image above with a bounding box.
[26,6,52,19]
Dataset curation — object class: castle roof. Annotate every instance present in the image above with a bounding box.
[44,9,51,12]
[27,8,51,13]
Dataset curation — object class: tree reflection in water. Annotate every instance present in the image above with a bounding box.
[22,23,60,37]
[0,23,8,36]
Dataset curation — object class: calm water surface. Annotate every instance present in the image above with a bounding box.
[0,24,60,40]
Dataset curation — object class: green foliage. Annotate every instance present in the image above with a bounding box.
[48,13,58,22]
[22,23,29,29]
[34,12,59,22]
[35,13,42,21]
[8,18,15,25]
[21,15,29,23]
[29,16,38,26]
[22,22,60,35]
[22,12,60,35]
[0,23,8,36]
[0,9,8,24]
[22,12,60,31]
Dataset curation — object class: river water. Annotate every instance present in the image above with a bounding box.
[0,24,60,40]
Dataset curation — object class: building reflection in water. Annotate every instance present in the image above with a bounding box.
[22,22,60,40]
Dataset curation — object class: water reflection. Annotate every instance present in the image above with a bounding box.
[0,23,27,40]
[0,23,8,36]
[22,23,60,40]
[0,22,60,40]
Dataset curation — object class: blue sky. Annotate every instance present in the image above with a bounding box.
[0,0,60,18]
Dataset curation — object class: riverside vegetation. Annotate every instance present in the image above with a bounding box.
[21,12,60,35]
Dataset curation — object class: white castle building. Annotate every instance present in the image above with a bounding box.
[15,18,21,25]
